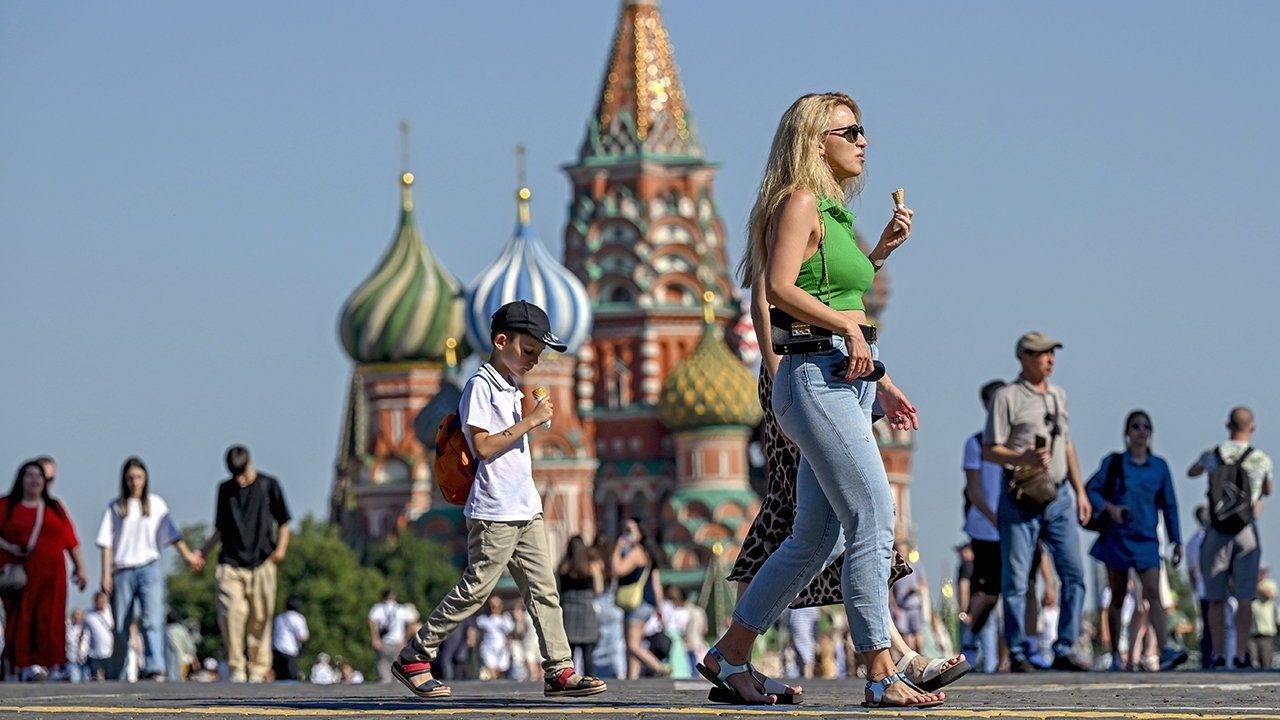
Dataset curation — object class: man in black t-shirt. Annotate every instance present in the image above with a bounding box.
[193,445,292,683]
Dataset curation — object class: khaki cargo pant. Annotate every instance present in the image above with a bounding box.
[401,515,571,677]
[216,561,277,681]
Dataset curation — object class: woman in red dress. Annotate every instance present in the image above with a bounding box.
[0,460,88,679]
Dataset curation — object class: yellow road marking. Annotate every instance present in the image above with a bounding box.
[4,706,1280,719]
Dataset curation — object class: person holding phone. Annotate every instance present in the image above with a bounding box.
[983,332,1092,673]
[1087,410,1186,671]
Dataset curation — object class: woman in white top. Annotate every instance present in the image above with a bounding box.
[96,457,200,680]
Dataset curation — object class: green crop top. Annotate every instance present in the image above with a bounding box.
[794,197,875,311]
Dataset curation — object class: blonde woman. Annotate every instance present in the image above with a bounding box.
[698,93,941,708]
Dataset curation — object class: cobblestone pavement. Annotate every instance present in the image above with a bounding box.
[2,672,1279,719]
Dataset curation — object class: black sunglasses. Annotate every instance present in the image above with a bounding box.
[1129,423,1152,431]
[823,124,865,143]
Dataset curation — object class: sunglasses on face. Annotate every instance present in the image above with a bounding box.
[1129,423,1152,431]
[823,124,865,143]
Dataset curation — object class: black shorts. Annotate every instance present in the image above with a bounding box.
[970,539,1002,596]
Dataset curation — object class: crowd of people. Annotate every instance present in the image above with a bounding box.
[2,93,1277,709]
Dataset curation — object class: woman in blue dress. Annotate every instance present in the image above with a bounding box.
[1087,410,1187,671]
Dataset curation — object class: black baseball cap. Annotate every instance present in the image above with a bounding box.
[491,300,567,352]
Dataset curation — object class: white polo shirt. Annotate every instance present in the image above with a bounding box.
[460,363,543,521]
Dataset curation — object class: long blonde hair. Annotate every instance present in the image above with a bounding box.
[737,92,863,288]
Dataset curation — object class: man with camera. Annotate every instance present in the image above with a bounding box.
[983,332,1091,672]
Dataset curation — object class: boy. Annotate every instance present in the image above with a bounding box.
[393,300,607,699]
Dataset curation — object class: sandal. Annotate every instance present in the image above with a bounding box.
[862,672,945,709]
[391,659,451,699]
[543,668,607,698]
[696,647,801,706]
[897,650,971,692]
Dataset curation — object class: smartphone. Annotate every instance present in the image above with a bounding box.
[1034,435,1047,449]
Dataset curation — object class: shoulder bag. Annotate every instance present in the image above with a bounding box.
[0,499,45,594]
[1004,389,1062,514]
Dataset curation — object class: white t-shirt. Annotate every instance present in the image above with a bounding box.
[962,433,1005,542]
[368,600,410,645]
[1198,441,1273,504]
[461,364,543,521]
[96,495,181,569]
[1186,528,1207,599]
[272,610,309,656]
[476,612,515,671]
[309,661,336,684]
[82,608,115,660]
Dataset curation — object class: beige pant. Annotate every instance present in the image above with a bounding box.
[216,561,277,681]
[402,515,571,677]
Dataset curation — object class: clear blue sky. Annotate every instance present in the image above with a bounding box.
[4,0,1278,608]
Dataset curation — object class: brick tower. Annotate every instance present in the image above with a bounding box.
[563,0,741,539]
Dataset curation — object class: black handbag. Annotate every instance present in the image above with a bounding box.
[1082,453,1126,532]
[771,206,835,355]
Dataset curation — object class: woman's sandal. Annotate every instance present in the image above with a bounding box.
[696,647,801,705]
[543,668,608,698]
[897,650,971,692]
[391,660,452,699]
[862,672,945,709]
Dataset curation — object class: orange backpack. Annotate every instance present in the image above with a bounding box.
[434,412,478,505]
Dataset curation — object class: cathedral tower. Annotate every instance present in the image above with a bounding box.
[564,0,741,537]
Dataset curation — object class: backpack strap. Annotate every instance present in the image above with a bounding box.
[1237,446,1255,465]
[1103,453,1125,502]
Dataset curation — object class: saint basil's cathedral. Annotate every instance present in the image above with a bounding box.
[329,0,912,576]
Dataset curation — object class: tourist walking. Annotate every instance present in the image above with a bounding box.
[0,460,88,681]
[392,301,606,699]
[96,456,201,680]
[557,535,601,677]
[1188,406,1272,669]
[1086,410,1187,671]
[700,92,943,709]
[193,445,293,683]
[272,597,309,681]
[984,332,1091,672]
[368,590,410,682]
[612,519,669,679]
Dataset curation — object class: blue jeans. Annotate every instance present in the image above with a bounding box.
[112,560,166,677]
[999,482,1086,660]
[961,611,1000,673]
[734,338,895,652]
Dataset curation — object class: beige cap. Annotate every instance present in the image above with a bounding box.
[1016,331,1063,355]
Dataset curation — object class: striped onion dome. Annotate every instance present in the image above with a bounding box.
[464,187,593,354]
[339,172,470,364]
[658,292,764,431]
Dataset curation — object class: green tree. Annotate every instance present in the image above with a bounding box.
[166,523,221,659]
[366,532,462,617]
[275,517,386,674]
[166,517,390,675]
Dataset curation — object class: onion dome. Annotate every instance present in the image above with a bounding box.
[339,172,470,364]
[413,338,464,447]
[658,292,764,431]
[464,187,593,354]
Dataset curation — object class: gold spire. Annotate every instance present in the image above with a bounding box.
[444,337,458,369]
[515,144,530,225]
[400,121,414,212]
[702,290,715,325]
[401,172,414,212]
[517,187,532,226]
[598,0,690,141]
